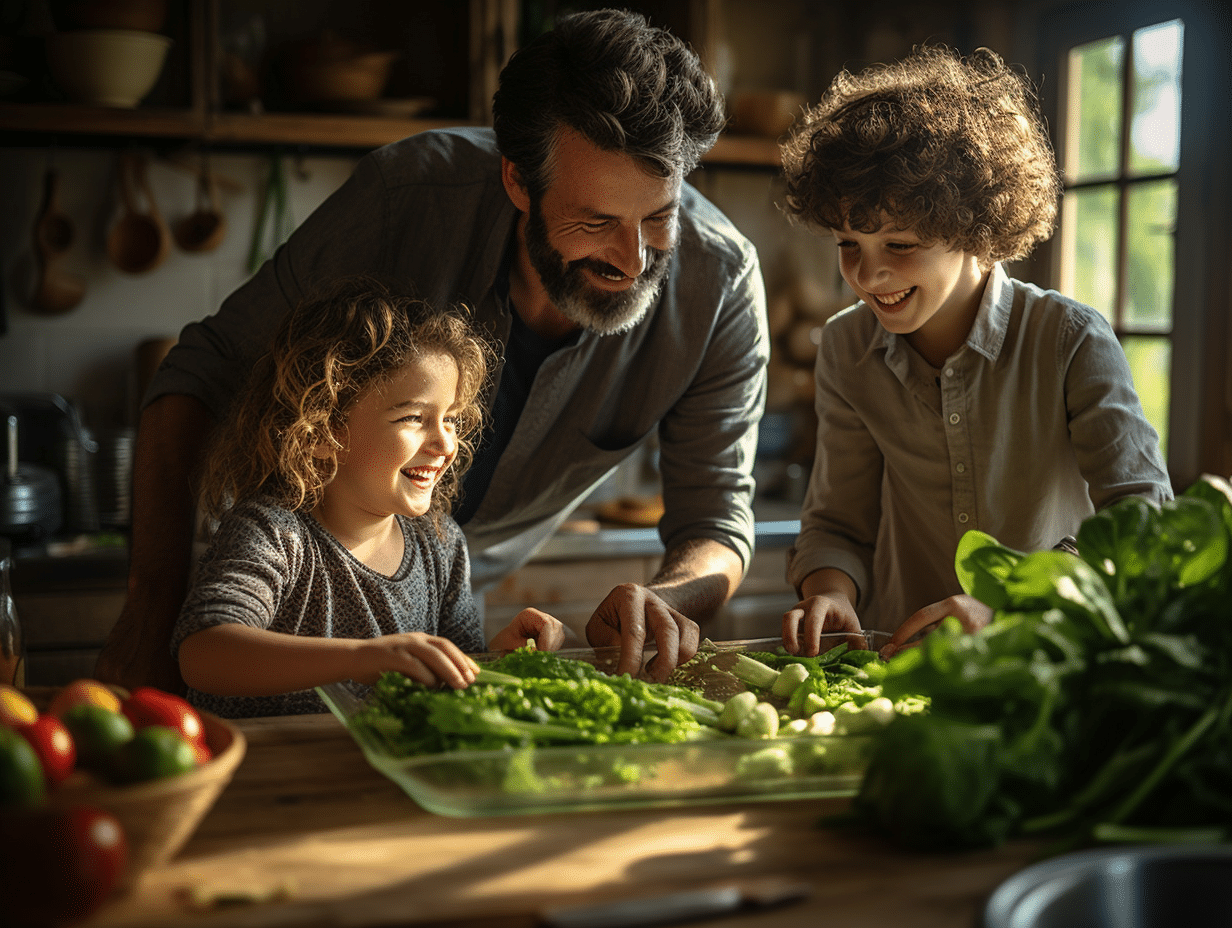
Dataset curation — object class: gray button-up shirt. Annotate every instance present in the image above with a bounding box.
[787,263,1172,633]
[149,128,769,590]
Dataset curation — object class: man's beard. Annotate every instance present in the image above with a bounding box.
[523,199,674,336]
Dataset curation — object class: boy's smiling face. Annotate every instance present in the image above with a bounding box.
[831,221,989,367]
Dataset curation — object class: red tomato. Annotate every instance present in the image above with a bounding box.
[16,714,76,786]
[0,683,38,728]
[0,804,128,923]
[122,687,207,747]
[47,678,124,718]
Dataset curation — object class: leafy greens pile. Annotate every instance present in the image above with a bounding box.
[351,645,728,757]
[853,475,1232,852]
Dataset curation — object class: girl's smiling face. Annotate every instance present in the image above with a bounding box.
[322,351,461,524]
[832,222,989,366]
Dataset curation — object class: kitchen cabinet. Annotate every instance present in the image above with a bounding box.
[10,547,127,685]
[0,0,782,166]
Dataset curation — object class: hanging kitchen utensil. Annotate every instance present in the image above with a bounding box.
[173,153,226,253]
[30,167,86,314]
[107,152,170,274]
[246,152,294,274]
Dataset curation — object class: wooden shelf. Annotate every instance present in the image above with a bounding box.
[0,101,782,167]
[203,111,471,149]
[0,102,207,140]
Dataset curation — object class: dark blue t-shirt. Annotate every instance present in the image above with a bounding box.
[454,298,574,525]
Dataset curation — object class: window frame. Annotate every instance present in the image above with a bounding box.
[1029,0,1232,489]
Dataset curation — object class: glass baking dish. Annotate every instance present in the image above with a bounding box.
[317,633,889,817]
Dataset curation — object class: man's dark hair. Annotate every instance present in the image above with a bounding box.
[492,8,725,198]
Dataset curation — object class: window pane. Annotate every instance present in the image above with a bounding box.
[1060,185,1119,324]
[1121,336,1170,458]
[1066,36,1124,181]
[1130,20,1183,175]
[1125,179,1176,330]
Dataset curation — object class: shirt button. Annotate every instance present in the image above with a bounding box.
[949,412,961,425]
[956,462,966,473]
[945,367,955,377]
[958,512,969,523]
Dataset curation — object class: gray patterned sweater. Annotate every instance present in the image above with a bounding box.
[171,497,485,718]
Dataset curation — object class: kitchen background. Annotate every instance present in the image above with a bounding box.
[1,0,1228,679]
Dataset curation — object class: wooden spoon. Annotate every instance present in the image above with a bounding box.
[173,167,226,253]
[31,168,85,314]
[107,153,169,274]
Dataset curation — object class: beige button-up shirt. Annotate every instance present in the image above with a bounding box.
[787,264,1172,633]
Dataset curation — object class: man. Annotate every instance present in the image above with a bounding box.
[96,8,769,691]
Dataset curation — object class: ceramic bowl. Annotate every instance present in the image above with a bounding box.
[46,29,172,108]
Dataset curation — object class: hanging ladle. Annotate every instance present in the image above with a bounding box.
[173,158,226,253]
[107,152,170,274]
[31,168,85,314]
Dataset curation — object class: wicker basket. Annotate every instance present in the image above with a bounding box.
[47,711,246,889]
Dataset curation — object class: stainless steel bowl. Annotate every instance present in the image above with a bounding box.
[984,844,1232,928]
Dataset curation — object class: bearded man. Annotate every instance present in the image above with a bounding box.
[97,8,769,693]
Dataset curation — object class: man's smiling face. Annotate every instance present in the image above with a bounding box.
[522,129,681,335]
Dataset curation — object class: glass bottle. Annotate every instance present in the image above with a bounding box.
[0,538,23,687]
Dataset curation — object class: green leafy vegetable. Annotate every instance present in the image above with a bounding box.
[852,477,1232,852]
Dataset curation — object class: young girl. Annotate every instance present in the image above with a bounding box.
[172,279,565,717]
[777,45,1172,657]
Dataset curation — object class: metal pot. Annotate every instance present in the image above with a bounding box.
[1,412,62,541]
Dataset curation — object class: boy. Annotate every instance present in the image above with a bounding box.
[777,45,1171,655]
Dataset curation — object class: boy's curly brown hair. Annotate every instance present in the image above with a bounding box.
[197,278,493,535]
[780,45,1061,266]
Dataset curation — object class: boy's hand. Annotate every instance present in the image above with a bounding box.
[878,594,992,659]
[782,593,864,656]
[355,632,480,689]
[488,607,567,653]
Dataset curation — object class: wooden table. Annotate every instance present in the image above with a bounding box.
[84,713,1041,928]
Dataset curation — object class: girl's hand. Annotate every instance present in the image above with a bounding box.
[489,607,567,652]
[879,594,992,659]
[782,593,864,656]
[354,632,480,689]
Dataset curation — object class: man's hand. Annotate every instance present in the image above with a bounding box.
[584,583,700,682]
[879,594,993,659]
[583,538,743,682]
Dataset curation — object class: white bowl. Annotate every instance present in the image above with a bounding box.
[47,29,172,108]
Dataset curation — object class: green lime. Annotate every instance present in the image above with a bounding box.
[108,725,198,784]
[0,724,46,808]
[61,703,135,770]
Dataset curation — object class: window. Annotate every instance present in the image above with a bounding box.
[1035,0,1232,487]
[1057,20,1182,457]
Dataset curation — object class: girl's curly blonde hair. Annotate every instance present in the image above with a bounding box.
[780,45,1062,266]
[198,278,493,534]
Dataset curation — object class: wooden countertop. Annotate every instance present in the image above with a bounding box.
[82,712,1042,928]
